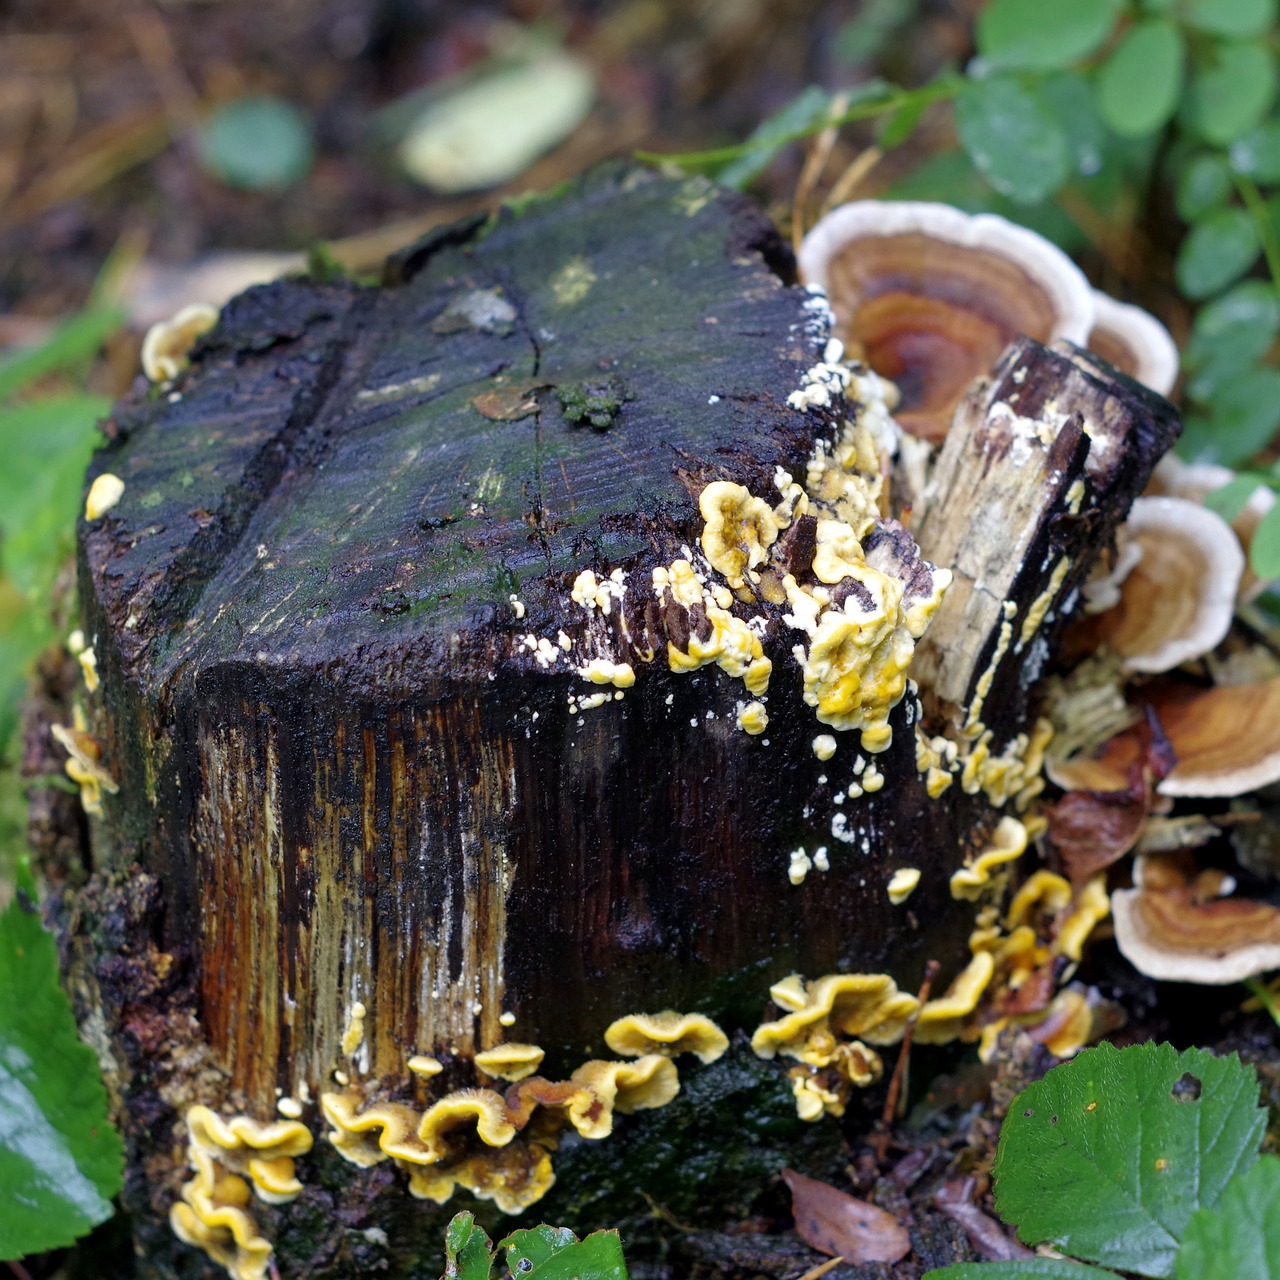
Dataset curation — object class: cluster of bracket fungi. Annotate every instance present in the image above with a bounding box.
[67,196,1280,1280]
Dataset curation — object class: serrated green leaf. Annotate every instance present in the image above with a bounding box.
[198,95,314,192]
[525,1231,628,1280]
[1175,1154,1280,1279]
[956,76,1069,203]
[1183,0,1276,38]
[1174,205,1260,298]
[1186,42,1277,146]
[1097,20,1185,138]
[1251,499,1280,579]
[924,1262,1125,1279]
[444,1211,495,1280]
[993,1043,1266,1278]
[501,1225,579,1272]
[716,87,838,189]
[1229,118,1280,180]
[977,0,1119,71]
[1181,367,1280,463]
[1176,153,1232,221]
[0,860,123,1259]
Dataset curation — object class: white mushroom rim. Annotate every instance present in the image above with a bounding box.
[796,199,1096,346]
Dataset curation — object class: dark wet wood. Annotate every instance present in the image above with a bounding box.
[71,166,1178,1269]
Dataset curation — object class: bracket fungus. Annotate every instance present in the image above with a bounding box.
[1112,854,1280,983]
[1084,496,1243,673]
[141,301,219,382]
[949,816,1029,901]
[1086,292,1179,398]
[474,1043,546,1082]
[797,201,1094,441]
[170,1146,275,1280]
[603,1011,730,1064]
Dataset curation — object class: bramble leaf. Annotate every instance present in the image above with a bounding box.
[1174,1154,1280,1279]
[956,76,1069,202]
[993,1043,1265,1278]
[1096,20,1184,138]
[0,860,123,1260]
[444,1211,495,1280]
[924,1261,1124,1279]
[977,0,1119,72]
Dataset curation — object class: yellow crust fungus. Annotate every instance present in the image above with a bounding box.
[663,596,772,695]
[78,645,99,693]
[51,720,119,816]
[171,1147,274,1280]
[913,952,996,1045]
[408,1054,444,1078]
[85,473,125,521]
[1006,870,1073,930]
[320,1092,430,1167]
[698,481,781,588]
[887,868,921,904]
[404,1139,556,1215]
[736,699,769,734]
[417,1088,518,1160]
[603,1011,729,1064]
[752,972,920,1060]
[142,302,218,382]
[949,816,1029,901]
[1053,875,1111,963]
[474,1043,546,1082]
[341,1000,367,1056]
[567,1056,680,1139]
[577,658,635,687]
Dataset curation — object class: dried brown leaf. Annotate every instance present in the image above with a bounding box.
[782,1167,910,1265]
[935,1176,1033,1261]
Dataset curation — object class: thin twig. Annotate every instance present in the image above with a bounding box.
[871,959,939,1163]
[791,1255,847,1280]
[7,1260,34,1280]
[792,94,849,258]
[821,145,884,217]
[1233,172,1280,296]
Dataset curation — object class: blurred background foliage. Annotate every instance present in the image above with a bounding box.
[3,0,1280,903]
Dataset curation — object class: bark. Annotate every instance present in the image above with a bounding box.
[62,164,1177,1276]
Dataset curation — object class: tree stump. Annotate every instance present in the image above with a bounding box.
[64,165,1177,1277]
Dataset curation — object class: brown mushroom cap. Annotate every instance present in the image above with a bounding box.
[1112,854,1280,983]
[1087,292,1179,397]
[1087,496,1242,673]
[1152,676,1280,797]
[798,201,1094,442]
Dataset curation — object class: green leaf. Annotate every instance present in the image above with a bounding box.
[1096,20,1185,138]
[1183,0,1276,38]
[925,1262,1125,1279]
[1174,205,1260,297]
[1181,367,1280,463]
[1251,500,1280,579]
[977,0,1119,71]
[501,1225,580,1271]
[445,1212,495,1280]
[0,308,122,404]
[0,860,123,1259]
[716,87,837,189]
[835,0,919,64]
[1229,118,1280,181]
[1186,42,1277,145]
[1176,1154,1280,1279]
[956,76,1070,203]
[1189,279,1280,353]
[526,1232,628,1280]
[1041,74,1109,176]
[198,95,314,192]
[1203,473,1267,521]
[1176,153,1232,221]
[993,1043,1266,1278]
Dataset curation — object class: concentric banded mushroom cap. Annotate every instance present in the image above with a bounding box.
[1112,854,1280,983]
[1087,292,1179,397]
[1089,496,1243,673]
[1153,676,1280,797]
[798,201,1094,441]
